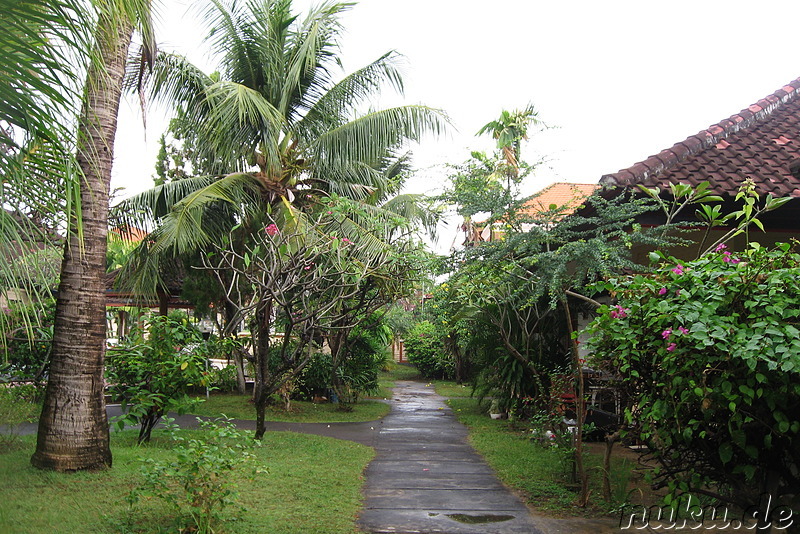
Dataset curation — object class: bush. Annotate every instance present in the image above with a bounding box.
[2,299,55,380]
[586,243,800,507]
[129,417,257,534]
[106,315,210,443]
[334,325,388,404]
[405,321,451,379]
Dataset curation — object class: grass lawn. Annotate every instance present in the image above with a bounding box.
[0,429,372,533]
[436,383,636,518]
[190,362,422,422]
[190,393,390,422]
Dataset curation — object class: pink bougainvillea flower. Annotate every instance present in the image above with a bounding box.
[715,243,727,252]
[658,287,667,295]
[722,251,742,264]
[666,343,677,352]
[265,223,279,236]
[671,264,684,275]
[678,326,689,335]
[662,329,672,339]
[609,304,629,319]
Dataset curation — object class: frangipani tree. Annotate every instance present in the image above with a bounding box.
[199,200,410,438]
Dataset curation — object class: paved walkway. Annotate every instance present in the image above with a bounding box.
[8,382,621,533]
[357,380,545,534]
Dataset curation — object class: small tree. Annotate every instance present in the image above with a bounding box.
[200,204,401,438]
[106,314,209,444]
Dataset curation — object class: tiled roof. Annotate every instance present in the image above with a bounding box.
[601,78,800,198]
[523,182,599,216]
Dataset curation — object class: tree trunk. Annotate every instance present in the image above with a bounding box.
[562,295,589,506]
[31,18,133,471]
[253,302,272,440]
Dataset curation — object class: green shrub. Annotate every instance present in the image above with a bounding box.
[586,243,800,506]
[405,321,451,379]
[129,417,257,534]
[106,315,210,443]
[2,299,55,380]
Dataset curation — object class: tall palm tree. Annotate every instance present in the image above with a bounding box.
[114,0,445,437]
[119,0,446,262]
[31,0,156,471]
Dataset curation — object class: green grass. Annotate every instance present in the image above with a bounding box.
[0,429,372,533]
[190,393,390,422]
[430,379,474,398]
[436,381,635,518]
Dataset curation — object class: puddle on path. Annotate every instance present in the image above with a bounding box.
[445,513,516,524]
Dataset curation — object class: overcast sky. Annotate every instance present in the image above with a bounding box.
[112,0,800,246]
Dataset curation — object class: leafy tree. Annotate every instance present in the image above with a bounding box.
[107,314,208,444]
[197,203,408,438]
[585,243,800,509]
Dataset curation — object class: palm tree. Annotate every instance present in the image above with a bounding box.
[31,0,156,471]
[118,0,446,262]
[115,0,445,436]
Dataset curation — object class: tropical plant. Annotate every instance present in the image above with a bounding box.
[585,242,800,509]
[2,298,56,381]
[129,417,256,534]
[404,321,450,379]
[116,0,446,271]
[31,0,157,472]
[0,0,89,348]
[106,314,209,443]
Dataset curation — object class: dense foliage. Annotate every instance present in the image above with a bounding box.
[585,242,800,506]
[106,315,210,443]
[404,321,451,379]
[2,299,55,379]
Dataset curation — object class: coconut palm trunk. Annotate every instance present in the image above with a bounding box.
[31,18,134,471]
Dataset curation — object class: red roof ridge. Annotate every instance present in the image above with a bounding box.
[601,78,800,188]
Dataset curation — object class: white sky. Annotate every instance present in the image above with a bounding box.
[113,0,800,247]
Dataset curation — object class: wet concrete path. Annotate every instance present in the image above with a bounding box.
[357,380,544,534]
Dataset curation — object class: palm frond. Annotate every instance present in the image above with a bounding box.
[299,51,405,136]
[380,193,440,237]
[311,105,449,167]
[111,175,221,230]
[150,172,265,255]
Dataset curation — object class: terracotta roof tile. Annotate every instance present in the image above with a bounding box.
[523,183,599,217]
[601,77,800,198]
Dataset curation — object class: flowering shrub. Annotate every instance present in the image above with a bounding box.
[585,243,800,506]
